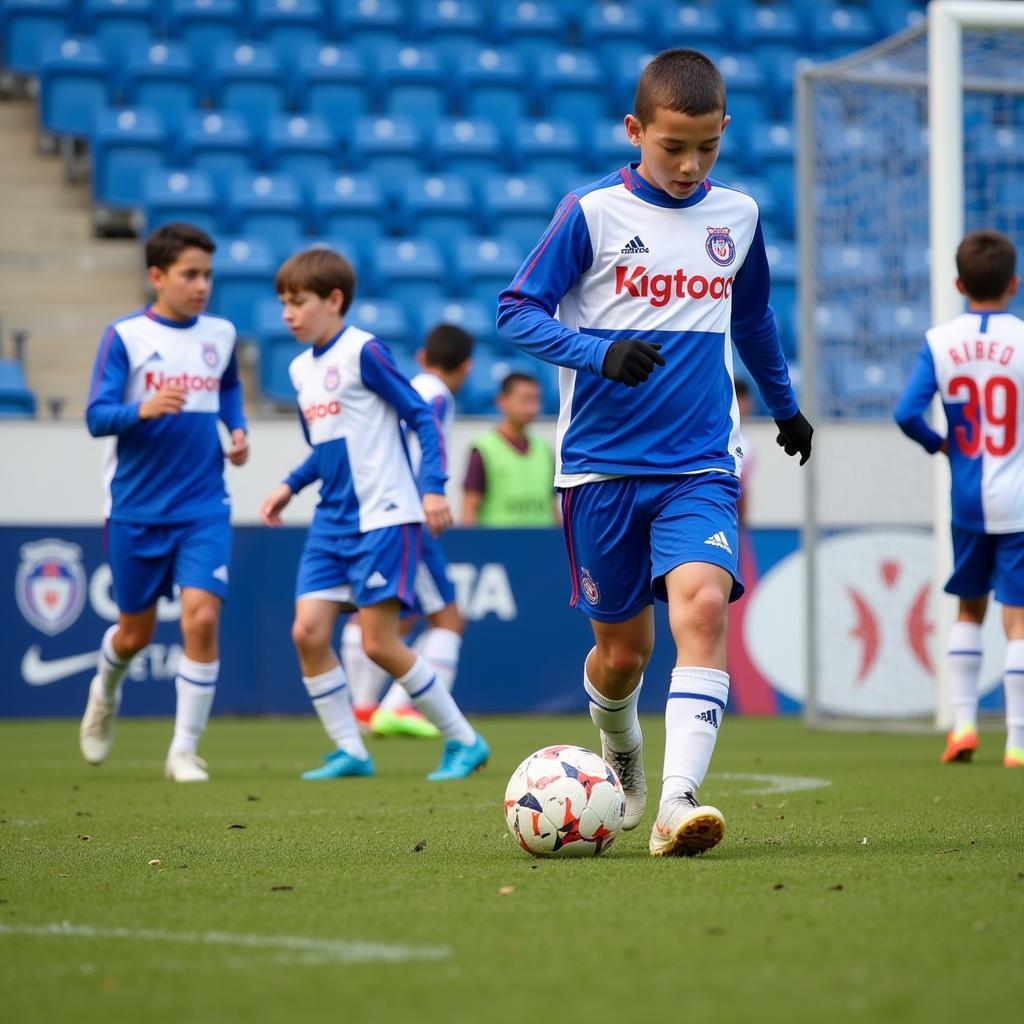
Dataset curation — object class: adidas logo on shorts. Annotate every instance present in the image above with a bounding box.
[366,571,388,588]
[703,531,732,554]
[620,234,650,254]
[212,565,229,583]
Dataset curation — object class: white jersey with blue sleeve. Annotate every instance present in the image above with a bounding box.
[407,371,454,493]
[895,310,1024,533]
[85,307,245,523]
[284,325,447,536]
[496,164,797,487]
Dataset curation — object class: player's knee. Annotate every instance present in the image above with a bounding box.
[291,617,327,657]
[117,623,153,655]
[682,585,729,638]
[432,603,465,634]
[183,603,219,647]
[360,630,388,664]
[597,643,649,681]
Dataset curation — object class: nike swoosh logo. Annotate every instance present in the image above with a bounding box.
[21,646,97,686]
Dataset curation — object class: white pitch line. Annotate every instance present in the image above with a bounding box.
[0,922,450,964]
[714,772,832,795]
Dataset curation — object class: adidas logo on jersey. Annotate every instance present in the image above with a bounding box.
[704,531,732,554]
[695,708,719,728]
[620,234,650,254]
[366,571,388,588]
[212,565,229,583]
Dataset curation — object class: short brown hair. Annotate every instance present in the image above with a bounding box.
[500,371,539,395]
[145,222,215,271]
[275,247,356,314]
[634,48,726,126]
[956,230,1017,301]
[423,323,473,371]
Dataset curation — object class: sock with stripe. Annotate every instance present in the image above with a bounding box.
[661,667,729,802]
[96,625,132,703]
[169,656,218,756]
[583,651,642,753]
[1004,639,1024,752]
[948,621,983,735]
[395,655,475,745]
[303,664,369,759]
[379,628,463,712]
[341,620,391,711]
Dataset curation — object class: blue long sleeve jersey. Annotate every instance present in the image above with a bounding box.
[497,164,798,486]
[283,325,447,536]
[85,307,246,523]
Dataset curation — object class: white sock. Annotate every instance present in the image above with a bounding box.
[170,656,218,757]
[303,665,369,759]
[1004,639,1024,751]
[96,625,131,703]
[948,621,983,734]
[662,667,729,802]
[340,621,390,709]
[395,655,475,745]
[379,628,462,712]
[583,651,642,753]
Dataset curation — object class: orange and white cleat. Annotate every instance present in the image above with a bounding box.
[649,792,725,857]
[1003,746,1024,768]
[940,727,979,763]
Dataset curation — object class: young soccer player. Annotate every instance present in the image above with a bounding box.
[80,222,249,782]
[259,249,489,780]
[497,49,812,856]
[342,323,475,739]
[895,228,1024,768]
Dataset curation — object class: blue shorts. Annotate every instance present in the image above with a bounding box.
[946,526,1024,606]
[409,532,456,616]
[560,473,743,623]
[296,524,422,610]
[107,515,231,614]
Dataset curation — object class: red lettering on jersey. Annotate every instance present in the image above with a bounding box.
[1000,345,1014,365]
[947,341,1016,366]
[144,371,220,392]
[303,400,342,423]
[614,266,734,307]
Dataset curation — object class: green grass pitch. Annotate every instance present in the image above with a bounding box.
[1,715,1021,1023]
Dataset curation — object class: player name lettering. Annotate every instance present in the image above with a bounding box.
[614,265,734,307]
[144,371,221,392]
[947,340,1015,366]
[303,400,342,423]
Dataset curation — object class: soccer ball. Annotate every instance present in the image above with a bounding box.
[503,744,626,857]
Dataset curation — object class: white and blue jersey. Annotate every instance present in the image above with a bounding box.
[895,311,1024,533]
[497,164,797,487]
[407,371,455,492]
[85,307,245,523]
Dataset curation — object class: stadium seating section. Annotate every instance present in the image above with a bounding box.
[1,0,931,413]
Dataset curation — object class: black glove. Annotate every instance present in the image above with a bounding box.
[601,340,666,387]
[774,410,814,465]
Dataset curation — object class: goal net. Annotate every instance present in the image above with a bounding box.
[796,1,1024,728]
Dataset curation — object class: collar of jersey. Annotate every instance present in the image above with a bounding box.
[144,306,198,329]
[620,164,711,209]
[312,325,347,358]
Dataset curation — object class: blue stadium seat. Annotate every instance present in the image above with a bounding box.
[416,0,486,69]
[210,42,287,134]
[91,107,167,209]
[0,359,37,418]
[121,41,199,135]
[871,301,929,348]
[81,0,157,56]
[814,303,859,347]
[378,44,449,124]
[38,37,112,138]
[460,348,547,414]
[872,0,927,38]
[416,297,499,352]
[254,296,297,404]
[350,115,423,198]
[167,0,241,67]
[142,168,219,234]
[614,50,656,118]
[723,175,778,235]
[494,1,565,66]
[655,3,726,51]
[811,5,879,59]
[579,3,648,70]
[482,174,555,254]
[301,235,365,285]
[250,0,322,60]
[536,50,606,126]
[974,125,1024,188]
[208,236,277,338]
[513,119,582,198]
[264,114,338,195]
[293,45,369,134]
[333,0,404,60]
[765,240,797,360]
[455,47,528,129]
[758,47,815,123]
[311,172,387,246]
[590,119,636,175]
[0,0,73,75]
[454,235,523,309]
[348,298,413,352]
[226,172,307,246]
[399,173,478,254]
[748,121,795,173]
[819,243,884,288]
[177,110,255,194]
[716,53,769,152]
[432,118,502,192]
[831,356,906,418]
[373,238,446,310]
[733,3,803,49]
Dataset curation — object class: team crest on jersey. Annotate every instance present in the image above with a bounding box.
[15,540,87,636]
[202,342,218,368]
[324,364,340,391]
[705,226,736,267]
[580,568,600,606]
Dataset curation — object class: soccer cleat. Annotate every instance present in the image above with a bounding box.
[601,733,647,830]
[79,676,120,765]
[353,705,376,734]
[371,707,441,739]
[164,751,209,783]
[1004,746,1024,768]
[649,792,726,857]
[427,735,489,781]
[940,727,979,763]
[301,749,375,780]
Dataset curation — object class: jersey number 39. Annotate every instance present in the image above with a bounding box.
[948,375,1019,457]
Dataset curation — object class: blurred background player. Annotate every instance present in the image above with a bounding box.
[342,324,475,738]
[79,222,249,782]
[260,249,488,780]
[497,49,812,857]
[462,372,559,527]
[895,228,1024,768]
[734,379,754,526]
